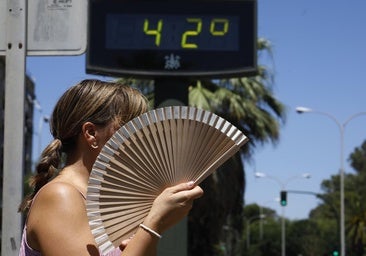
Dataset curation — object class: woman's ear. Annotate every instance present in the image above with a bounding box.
[82,122,98,149]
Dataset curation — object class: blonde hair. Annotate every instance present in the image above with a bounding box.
[19,79,148,212]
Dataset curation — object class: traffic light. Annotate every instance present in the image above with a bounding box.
[280,190,287,206]
[332,250,339,256]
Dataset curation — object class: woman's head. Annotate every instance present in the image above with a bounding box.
[19,79,148,211]
[50,79,148,153]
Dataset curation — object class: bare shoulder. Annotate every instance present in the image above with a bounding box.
[33,182,84,207]
[26,182,89,251]
[28,182,86,225]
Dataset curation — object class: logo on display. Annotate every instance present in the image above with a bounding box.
[164,54,181,70]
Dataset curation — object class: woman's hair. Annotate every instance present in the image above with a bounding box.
[19,79,148,212]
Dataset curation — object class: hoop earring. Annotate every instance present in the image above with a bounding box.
[91,142,98,149]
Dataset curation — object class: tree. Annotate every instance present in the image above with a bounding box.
[287,219,328,256]
[347,141,366,255]
[188,38,285,255]
[242,203,280,256]
[309,140,366,256]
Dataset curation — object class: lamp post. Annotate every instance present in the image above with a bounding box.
[255,172,311,256]
[246,214,266,250]
[259,199,277,240]
[38,115,50,158]
[296,107,366,256]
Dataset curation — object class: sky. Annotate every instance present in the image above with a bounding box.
[25,0,366,220]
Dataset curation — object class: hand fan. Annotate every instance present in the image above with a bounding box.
[86,106,248,253]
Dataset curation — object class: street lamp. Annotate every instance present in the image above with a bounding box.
[296,106,366,256]
[246,214,266,250]
[255,171,311,256]
[259,199,278,240]
[38,115,50,158]
[254,171,311,190]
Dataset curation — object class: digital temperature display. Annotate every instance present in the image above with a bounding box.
[87,0,257,78]
[105,14,239,51]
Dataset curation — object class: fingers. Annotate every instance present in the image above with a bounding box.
[168,182,204,211]
[145,181,204,234]
[189,185,204,199]
[169,181,203,194]
[169,181,196,193]
[164,181,204,202]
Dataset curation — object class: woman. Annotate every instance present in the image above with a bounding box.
[18,79,203,256]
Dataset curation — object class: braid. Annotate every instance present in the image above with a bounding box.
[18,139,62,212]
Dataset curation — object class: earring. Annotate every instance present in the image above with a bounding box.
[91,142,98,149]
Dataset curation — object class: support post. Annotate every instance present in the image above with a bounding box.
[154,78,189,107]
[2,0,27,255]
[154,78,189,256]
[281,205,286,256]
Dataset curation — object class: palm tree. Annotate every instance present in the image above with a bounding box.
[187,38,285,255]
[117,38,286,255]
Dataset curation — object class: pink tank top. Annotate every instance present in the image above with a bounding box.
[18,183,122,256]
[19,227,121,256]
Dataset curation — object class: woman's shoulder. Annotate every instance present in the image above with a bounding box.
[28,181,86,219]
[25,182,92,253]
[35,181,84,203]
[26,181,88,248]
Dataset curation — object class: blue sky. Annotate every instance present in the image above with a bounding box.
[26,0,366,220]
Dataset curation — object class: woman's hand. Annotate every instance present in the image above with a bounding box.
[120,182,203,256]
[143,181,204,235]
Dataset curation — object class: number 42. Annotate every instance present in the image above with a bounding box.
[143,18,229,49]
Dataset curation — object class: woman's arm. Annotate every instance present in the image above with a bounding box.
[27,182,203,256]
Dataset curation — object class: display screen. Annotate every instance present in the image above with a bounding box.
[87,0,257,78]
[106,14,239,51]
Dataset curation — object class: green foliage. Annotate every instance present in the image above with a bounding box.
[346,141,366,255]
[242,204,281,256]
[189,67,286,155]
[308,140,366,255]
[287,219,329,255]
[243,140,366,255]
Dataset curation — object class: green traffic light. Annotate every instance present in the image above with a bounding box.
[333,251,339,256]
[280,191,287,206]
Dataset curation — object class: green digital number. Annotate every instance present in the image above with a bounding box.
[144,19,163,46]
[144,17,230,49]
[210,18,229,36]
[181,18,202,49]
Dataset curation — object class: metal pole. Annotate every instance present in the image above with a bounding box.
[259,206,263,240]
[2,0,27,255]
[339,125,345,256]
[281,205,286,256]
[154,78,189,256]
[38,115,49,158]
[246,215,264,251]
[246,220,250,250]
